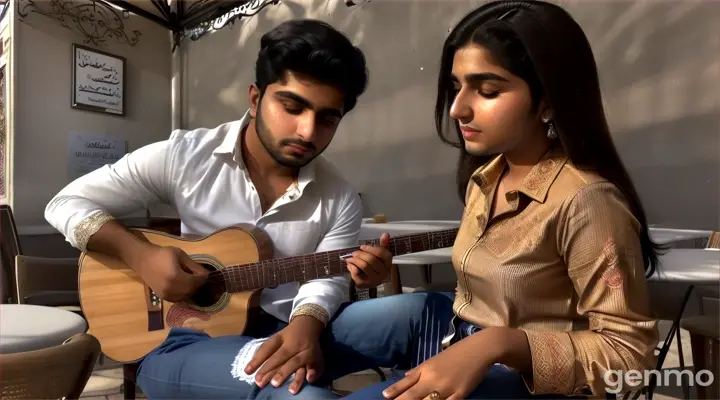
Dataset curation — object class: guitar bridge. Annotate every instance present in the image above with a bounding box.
[144,285,164,331]
[146,289,162,311]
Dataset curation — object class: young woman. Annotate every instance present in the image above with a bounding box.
[346,1,661,399]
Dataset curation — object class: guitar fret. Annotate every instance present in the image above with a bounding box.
[252,264,257,288]
[326,252,331,277]
[249,264,255,289]
[300,256,306,280]
[301,256,307,281]
[221,228,459,293]
[308,255,314,278]
[239,267,245,291]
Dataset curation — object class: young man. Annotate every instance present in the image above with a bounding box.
[46,19,442,399]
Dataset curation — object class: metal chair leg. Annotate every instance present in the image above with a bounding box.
[646,285,695,400]
[675,325,690,399]
[371,366,386,381]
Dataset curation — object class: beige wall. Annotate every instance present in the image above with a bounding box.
[179,0,719,230]
[11,3,172,232]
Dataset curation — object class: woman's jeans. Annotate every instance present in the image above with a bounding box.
[343,294,586,400]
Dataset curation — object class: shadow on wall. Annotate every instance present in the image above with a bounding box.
[182,0,481,221]
[614,113,720,230]
[182,0,719,227]
[327,135,461,220]
[562,0,720,230]
[182,0,486,127]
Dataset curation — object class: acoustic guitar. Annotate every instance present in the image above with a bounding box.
[78,223,458,362]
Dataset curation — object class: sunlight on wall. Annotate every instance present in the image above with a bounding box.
[181,0,720,228]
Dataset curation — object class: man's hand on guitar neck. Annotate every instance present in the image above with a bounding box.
[345,232,393,288]
[87,220,209,302]
[245,315,325,395]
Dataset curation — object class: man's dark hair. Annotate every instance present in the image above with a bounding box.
[255,19,369,114]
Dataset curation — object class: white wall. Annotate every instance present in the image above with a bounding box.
[11,1,172,233]
[179,0,720,230]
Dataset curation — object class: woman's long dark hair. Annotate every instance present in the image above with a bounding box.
[436,0,662,277]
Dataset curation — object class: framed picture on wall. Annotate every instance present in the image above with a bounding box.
[71,44,125,116]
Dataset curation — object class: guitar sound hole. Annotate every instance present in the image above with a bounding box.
[189,263,227,308]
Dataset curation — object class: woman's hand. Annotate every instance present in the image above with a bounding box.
[382,326,532,400]
[381,337,494,400]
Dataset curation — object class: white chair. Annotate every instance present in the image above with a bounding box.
[0,304,87,355]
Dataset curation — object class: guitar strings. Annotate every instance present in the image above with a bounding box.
[201,229,459,288]
[202,229,458,282]
[201,229,458,280]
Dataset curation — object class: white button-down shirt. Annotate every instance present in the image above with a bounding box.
[45,110,362,323]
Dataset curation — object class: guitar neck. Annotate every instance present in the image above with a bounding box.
[221,228,458,292]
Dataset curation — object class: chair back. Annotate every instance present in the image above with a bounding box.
[0,205,22,303]
[0,333,101,399]
[14,255,80,308]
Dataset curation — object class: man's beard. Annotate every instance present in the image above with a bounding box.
[255,101,318,169]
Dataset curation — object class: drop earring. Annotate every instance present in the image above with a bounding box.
[547,121,557,139]
[543,116,557,140]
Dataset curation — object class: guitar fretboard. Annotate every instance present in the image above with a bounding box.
[220,228,458,292]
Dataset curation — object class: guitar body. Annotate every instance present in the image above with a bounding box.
[78,224,274,363]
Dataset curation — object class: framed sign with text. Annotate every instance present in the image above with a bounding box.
[71,44,125,116]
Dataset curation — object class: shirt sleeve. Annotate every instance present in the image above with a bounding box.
[520,182,659,397]
[44,140,172,251]
[290,190,362,326]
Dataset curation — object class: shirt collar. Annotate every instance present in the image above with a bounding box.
[471,146,568,203]
[212,109,251,158]
[212,109,317,190]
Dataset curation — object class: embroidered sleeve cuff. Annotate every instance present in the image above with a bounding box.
[290,303,329,327]
[73,211,115,252]
[521,329,578,395]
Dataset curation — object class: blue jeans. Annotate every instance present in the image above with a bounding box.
[342,365,580,399]
[136,292,455,399]
[343,300,585,400]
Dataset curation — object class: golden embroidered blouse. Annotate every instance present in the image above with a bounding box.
[451,148,659,397]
